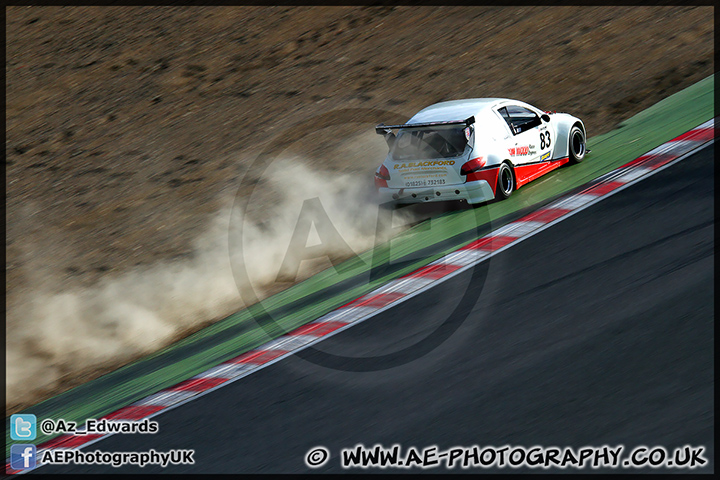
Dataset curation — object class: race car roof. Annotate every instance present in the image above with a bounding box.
[408,98,507,124]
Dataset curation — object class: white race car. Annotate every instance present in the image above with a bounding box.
[374,98,587,205]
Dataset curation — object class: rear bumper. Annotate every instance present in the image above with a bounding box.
[378,179,495,205]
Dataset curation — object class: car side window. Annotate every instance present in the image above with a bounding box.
[502,105,542,135]
[496,107,513,135]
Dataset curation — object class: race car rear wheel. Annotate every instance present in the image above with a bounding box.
[568,125,586,164]
[495,162,515,200]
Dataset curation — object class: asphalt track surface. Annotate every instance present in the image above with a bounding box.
[40,145,714,473]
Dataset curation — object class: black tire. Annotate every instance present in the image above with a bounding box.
[568,125,586,164]
[495,162,515,200]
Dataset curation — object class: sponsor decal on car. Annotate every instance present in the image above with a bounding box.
[403,171,448,185]
[508,146,530,156]
[394,160,456,169]
[540,151,551,161]
[404,178,446,187]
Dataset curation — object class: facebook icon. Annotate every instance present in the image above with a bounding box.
[11,444,37,470]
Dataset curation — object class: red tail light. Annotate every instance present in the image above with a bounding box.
[375,164,391,180]
[374,164,390,189]
[460,157,486,175]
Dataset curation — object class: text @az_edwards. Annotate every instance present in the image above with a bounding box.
[39,418,159,436]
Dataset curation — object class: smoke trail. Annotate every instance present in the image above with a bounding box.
[5,149,416,410]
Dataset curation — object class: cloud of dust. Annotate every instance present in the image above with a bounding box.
[6,149,414,410]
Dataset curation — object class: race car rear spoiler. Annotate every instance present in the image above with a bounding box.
[375,116,475,134]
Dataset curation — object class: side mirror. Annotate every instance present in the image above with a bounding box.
[541,114,551,122]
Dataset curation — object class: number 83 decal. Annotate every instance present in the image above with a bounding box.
[540,131,551,149]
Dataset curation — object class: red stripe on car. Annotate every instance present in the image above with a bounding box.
[465,167,500,194]
[514,157,568,188]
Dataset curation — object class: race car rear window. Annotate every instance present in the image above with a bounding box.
[391,127,468,160]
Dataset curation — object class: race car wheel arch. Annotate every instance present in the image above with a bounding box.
[568,122,587,164]
[495,161,515,200]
